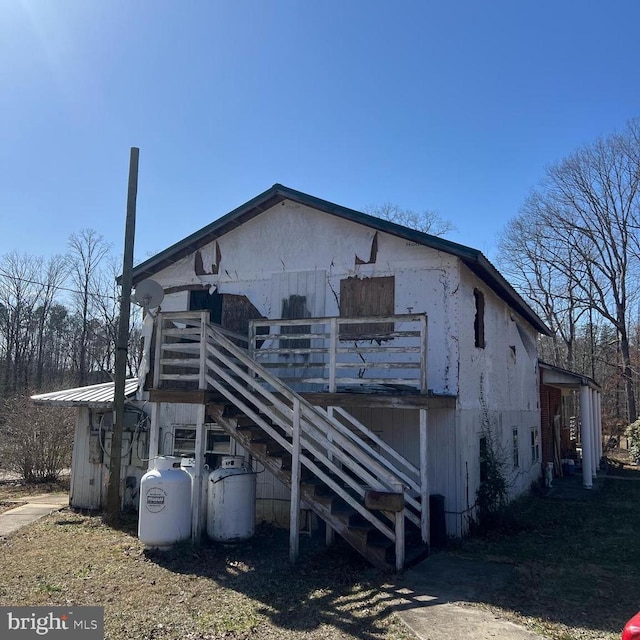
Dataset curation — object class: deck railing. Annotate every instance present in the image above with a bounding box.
[152,310,431,570]
[248,313,428,393]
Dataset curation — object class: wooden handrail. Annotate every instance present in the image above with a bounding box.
[155,311,428,566]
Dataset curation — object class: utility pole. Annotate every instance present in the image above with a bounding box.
[106,147,139,522]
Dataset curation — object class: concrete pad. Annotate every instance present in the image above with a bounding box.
[393,554,546,640]
[17,493,68,505]
[0,494,68,538]
[400,602,544,640]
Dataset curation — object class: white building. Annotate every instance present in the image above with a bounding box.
[35,184,597,571]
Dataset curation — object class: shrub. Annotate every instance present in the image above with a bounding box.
[0,396,74,482]
[625,419,640,464]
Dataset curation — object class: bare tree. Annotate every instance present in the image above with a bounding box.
[500,118,640,422]
[68,230,111,386]
[34,255,69,388]
[0,252,44,393]
[364,203,455,237]
[498,210,586,370]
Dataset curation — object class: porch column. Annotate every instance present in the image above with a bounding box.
[580,384,593,489]
[148,402,160,468]
[591,389,598,477]
[191,404,206,542]
[595,392,603,461]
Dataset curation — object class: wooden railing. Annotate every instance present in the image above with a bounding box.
[153,311,430,570]
[248,313,428,393]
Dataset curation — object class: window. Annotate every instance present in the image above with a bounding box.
[479,436,488,483]
[474,288,485,348]
[172,424,232,469]
[340,276,395,339]
[280,294,310,351]
[512,428,519,468]
[531,428,540,463]
[190,289,223,323]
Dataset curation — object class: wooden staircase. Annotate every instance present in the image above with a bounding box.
[154,311,430,571]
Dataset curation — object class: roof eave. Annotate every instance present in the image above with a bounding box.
[127,183,551,336]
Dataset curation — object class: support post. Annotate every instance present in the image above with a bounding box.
[591,389,598,476]
[419,408,429,544]
[394,482,405,573]
[106,147,139,522]
[199,312,208,390]
[148,402,160,467]
[419,314,428,394]
[325,406,336,546]
[596,392,603,460]
[289,399,302,563]
[329,318,338,393]
[580,385,593,489]
[191,404,206,542]
[153,314,163,389]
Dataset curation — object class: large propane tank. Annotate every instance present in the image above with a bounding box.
[180,457,208,535]
[138,456,192,547]
[207,456,256,541]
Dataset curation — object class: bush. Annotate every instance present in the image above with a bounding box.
[0,396,74,482]
[625,419,640,464]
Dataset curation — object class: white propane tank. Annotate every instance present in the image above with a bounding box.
[138,456,192,547]
[207,456,256,541]
[180,457,208,535]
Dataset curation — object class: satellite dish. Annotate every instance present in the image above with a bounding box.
[133,279,164,309]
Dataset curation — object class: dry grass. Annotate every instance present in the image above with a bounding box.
[2,457,639,640]
[452,453,640,640]
[0,511,414,640]
[0,476,70,501]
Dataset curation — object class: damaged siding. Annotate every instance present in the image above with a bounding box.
[152,201,459,395]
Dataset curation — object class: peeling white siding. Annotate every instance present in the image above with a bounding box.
[153,201,461,395]
[139,199,544,537]
[70,407,148,511]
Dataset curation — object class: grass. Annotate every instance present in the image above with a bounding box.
[0,460,638,639]
[450,453,640,639]
[0,511,413,640]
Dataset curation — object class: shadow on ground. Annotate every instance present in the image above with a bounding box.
[143,465,638,639]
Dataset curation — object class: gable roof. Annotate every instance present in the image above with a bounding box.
[131,183,551,335]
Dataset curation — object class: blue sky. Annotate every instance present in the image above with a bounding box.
[1,0,639,265]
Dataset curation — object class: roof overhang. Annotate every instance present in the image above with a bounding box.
[127,183,552,336]
[539,361,600,390]
[31,379,139,409]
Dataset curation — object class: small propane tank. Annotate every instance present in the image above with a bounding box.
[207,456,256,541]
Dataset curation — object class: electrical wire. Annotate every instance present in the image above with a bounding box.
[0,269,121,302]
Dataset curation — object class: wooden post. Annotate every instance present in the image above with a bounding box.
[325,406,336,546]
[153,314,163,389]
[106,147,139,522]
[289,398,302,563]
[394,482,405,573]
[329,318,338,393]
[199,311,208,390]
[191,404,206,542]
[148,402,160,466]
[419,408,429,544]
[419,314,428,394]
[248,320,256,361]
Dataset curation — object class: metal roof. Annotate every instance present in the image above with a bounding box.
[129,183,552,336]
[31,379,139,408]
[539,361,600,390]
